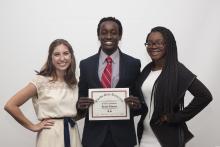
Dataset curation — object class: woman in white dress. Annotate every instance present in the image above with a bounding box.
[4,39,82,147]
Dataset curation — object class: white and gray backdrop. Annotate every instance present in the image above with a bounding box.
[0,0,219,147]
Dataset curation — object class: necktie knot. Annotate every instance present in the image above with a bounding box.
[106,56,112,64]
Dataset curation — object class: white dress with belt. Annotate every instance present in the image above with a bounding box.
[140,70,162,147]
[31,75,82,147]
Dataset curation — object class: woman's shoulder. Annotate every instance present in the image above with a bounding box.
[141,62,153,73]
[177,62,197,93]
[177,62,196,78]
[32,75,49,82]
[31,75,50,87]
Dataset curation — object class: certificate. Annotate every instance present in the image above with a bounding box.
[89,88,130,120]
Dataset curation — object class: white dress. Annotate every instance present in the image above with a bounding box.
[31,75,82,147]
[140,70,162,147]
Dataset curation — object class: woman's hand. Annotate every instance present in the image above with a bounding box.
[30,119,55,132]
[155,114,169,125]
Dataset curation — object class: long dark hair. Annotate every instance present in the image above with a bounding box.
[37,39,77,87]
[147,26,178,115]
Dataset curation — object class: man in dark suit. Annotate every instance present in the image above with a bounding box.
[77,17,141,147]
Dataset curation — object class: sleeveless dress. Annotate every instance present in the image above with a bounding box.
[31,75,82,147]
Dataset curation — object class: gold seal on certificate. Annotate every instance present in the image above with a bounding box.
[89,88,130,120]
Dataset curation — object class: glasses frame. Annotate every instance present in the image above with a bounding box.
[144,41,165,47]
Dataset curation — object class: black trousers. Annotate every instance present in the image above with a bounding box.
[101,131,117,147]
[84,131,134,147]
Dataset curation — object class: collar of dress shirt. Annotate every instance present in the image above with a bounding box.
[100,49,119,64]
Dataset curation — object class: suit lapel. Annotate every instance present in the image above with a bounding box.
[116,51,125,88]
[92,53,102,88]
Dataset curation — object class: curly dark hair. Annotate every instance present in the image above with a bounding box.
[97,16,123,37]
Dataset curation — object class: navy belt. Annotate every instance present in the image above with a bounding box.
[63,117,75,147]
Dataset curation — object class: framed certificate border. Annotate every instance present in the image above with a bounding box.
[89,88,130,120]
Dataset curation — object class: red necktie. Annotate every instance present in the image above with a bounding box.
[101,56,112,88]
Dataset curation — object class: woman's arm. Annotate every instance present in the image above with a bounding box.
[165,78,213,124]
[4,83,54,132]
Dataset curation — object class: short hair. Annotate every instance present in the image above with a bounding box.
[97,17,123,37]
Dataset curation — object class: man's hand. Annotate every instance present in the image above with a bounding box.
[77,97,94,110]
[124,96,141,110]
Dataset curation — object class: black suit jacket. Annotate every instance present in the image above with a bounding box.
[78,51,141,147]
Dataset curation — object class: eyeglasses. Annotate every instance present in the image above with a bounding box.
[144,41,165,47]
